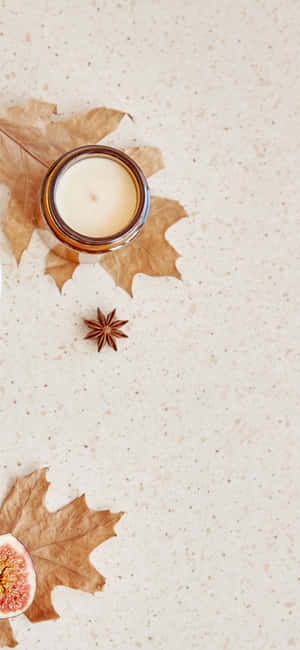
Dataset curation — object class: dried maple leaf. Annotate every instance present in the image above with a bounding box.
[100,196,187,295]
[0,99,186,294]
[0,100,125,263]
[0,623,16,650]
[0,469,123,648]
[45,243,79,292]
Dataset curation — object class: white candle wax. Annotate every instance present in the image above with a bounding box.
[54,156,138,238]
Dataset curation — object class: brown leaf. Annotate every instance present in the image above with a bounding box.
[0,137,44,263]
[100,196,187,295]
[45,107,126,165]
[0,469,123,646]
[0,100,186,293]
[123,146,163,177]
[45,245,79,291]
[0,622,17,649]
[0,100,125,168]
[46,192,186,296]
[0,100,125,262]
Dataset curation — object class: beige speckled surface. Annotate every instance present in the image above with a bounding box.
[0,1,299,648]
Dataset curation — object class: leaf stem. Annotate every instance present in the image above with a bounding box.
[0,125,49,168]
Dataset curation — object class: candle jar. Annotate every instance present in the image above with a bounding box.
[40,145,150,260]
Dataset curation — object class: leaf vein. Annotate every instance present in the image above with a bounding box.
[0,124,48,169]
[31,519,116,552]
[32,554,91,579]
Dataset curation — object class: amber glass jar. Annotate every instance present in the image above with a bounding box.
[40,145,150,258]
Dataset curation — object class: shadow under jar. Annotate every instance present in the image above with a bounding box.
[40,145,150,261]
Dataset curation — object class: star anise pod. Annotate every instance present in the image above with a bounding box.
[84,308,128,352]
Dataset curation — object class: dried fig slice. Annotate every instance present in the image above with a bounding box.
[0,534,36,619]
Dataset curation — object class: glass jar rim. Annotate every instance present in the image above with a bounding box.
[40,145,150,254]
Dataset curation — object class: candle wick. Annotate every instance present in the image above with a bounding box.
[89,192,98,202]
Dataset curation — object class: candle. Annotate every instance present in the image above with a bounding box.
[55,156,138,238]
[40,146,150,256]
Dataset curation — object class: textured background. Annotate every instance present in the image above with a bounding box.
[0,1,299,648]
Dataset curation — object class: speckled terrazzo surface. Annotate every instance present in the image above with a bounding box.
[0,1,299,648]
